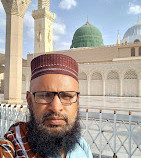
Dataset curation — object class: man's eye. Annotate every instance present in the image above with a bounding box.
[45,93,53,97]
[38,94,45,98]
[61,93,73,98]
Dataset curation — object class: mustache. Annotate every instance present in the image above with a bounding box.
[41,112,69,123]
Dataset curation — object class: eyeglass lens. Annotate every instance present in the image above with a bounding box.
[34,91,78,104]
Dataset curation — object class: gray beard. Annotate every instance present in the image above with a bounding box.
[27,105,81,158]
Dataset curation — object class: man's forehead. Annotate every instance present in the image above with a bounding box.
[30,74,79,91]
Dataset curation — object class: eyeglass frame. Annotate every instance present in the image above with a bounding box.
[30,91,80,105]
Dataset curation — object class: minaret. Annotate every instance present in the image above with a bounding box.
[87,16,89,24]
[32,0,55,55]
[1,0,31,104]
[38,0,50,10]
[117,31,120,45]
[86,16,91,25]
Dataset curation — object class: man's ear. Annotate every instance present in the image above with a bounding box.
[26,91,31,106]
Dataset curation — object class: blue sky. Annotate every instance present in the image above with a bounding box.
[0,0,141,59]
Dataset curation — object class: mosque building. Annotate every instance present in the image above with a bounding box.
[1,0,141,103]
[27,18,141,97]
[19,18,141,98]
[1,18,141,99]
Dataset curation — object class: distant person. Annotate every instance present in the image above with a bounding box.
[0,54,93,158]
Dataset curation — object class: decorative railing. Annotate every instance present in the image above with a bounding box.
[0,104,28,137]
[0,104,141,158]
[80,109,141,158]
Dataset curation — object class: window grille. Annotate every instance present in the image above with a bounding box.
[131,48,135,56]
[124,70,138,79]
[91,72,102,80]
[134,39,140,43]
[107,71,119,80]
[139,47,141,56]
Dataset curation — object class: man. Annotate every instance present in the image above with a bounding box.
[0,54,93,158]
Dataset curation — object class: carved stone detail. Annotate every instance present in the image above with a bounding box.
[38,0,50,10]
[32,8,55,21]
[48,25,51,43]
[1,0,32,17]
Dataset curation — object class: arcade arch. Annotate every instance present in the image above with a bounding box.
[106,71,120,96]
[78,72,88,95]
[134,39,140,43]
[123,70,138,96]
[90,72,103,95]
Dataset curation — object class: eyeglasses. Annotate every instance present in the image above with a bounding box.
[31,91,80,105]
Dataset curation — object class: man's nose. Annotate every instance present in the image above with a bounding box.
[48,94,63,112]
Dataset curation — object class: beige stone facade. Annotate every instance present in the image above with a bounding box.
[20,42,141,98]
[1,42,141,99]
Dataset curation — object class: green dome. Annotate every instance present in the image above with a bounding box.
[70,21,104,48]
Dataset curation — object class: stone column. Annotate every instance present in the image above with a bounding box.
[103,80,105,96]
[135,47,139,57]
[120,79,123,96]
[1,0,31,104]
[138,80,141,97]
[87,75,91,95]
[26,76,30,92]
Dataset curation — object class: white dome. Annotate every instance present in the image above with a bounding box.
[122,20,141,44]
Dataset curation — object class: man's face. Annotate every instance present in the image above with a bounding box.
[26,74,79,134]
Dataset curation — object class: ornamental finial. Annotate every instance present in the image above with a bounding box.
[86,16,89,24]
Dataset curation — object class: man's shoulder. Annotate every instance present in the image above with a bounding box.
[5,121,27,137]
[8,121,27,130]
[0,137,15,157]
[1,121,27,143]
[0,122,27,157]
[71,136,93,158]
[78,136,90,148]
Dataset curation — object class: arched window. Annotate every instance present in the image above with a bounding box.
[134,39,140,43]
[107,71,119,80]
[78,72,87,80]
[131,47,135,56]
[139,47,141,56]
[91,72,102,80]
[124,70,138,79]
